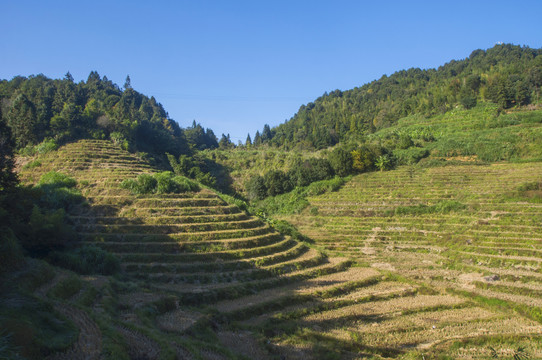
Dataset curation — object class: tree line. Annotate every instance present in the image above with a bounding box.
[248,44,542,150]
[0,72,223,157]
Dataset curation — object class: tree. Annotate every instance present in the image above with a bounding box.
[245,133,252,146]
[375,154,392,171]
[7,94,37,148]
[253,130,261,146]
[218,133,233,149]
[124,75,132,90]
[0,119,18,192]
[245,175,267,201]
[263,170,292,196]
[64,71,74,82]
[465,74,481,93]
[261,124,272,142]
[328,147,353,177]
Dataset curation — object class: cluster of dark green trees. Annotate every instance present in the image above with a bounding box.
[248,44,542,150]
[245,142,397,201]
[0,72,222,156]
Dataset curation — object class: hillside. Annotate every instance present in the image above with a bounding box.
[2,43,542,359]
[0,139,436,360]
[280,162,542,357]
[253,44,542,150]
[2,140,541,358]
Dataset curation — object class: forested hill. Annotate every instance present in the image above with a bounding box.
[256,44,542,149]
[0,72,218,157]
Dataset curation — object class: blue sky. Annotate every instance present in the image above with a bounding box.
[2,0,541,142]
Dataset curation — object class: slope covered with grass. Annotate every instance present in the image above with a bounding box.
[281,161,542,358]
[5,139,422,360]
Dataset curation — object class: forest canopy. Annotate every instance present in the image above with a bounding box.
[253,44,542,150]
[0,72,218,157]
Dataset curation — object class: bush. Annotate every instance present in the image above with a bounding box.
[245,175,268,201]
[0,228,24,276]
[375,154,393,171]
[328,147,353,177]
[49,245,120,275]
[288,158,334,187]
[22,160,42,170]
[351,147,376,173]
[110,131,130,151]
[35,138,58,154]
[48,275,83,300]
[35,171,82,210]
[37,171,76,188]
[263,170,293,197]
[120,172,199,195]
[393,147,429,165]
[18,138,58,157]
[21,206,74,254]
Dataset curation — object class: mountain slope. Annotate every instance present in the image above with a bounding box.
[260,43,542,149]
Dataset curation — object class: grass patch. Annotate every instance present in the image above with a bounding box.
[251,176,348,215]
[388,200,466,216]
[49,245,120,275]
[48,275,83,300]
[448,288,542,324]
[121,172,199,195]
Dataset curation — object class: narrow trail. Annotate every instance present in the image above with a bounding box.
[35,272,103,360]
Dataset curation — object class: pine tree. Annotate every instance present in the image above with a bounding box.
[0,119,18,192]
[124,75,132,90]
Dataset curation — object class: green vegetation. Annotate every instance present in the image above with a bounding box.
[49,245,120,275]
[120,171,199,195]
[251,44,542,150]
[251,176,348,215]
[2,44,542,359]
[0,72,191,156]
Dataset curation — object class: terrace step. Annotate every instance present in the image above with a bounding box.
[115,237,298,263]
[123,242,309,273]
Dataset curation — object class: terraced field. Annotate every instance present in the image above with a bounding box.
[13,140,390,359]
[18,141,542,359]
[281,163,542,358]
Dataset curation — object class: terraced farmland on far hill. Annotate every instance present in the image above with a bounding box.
[281,163,542,358]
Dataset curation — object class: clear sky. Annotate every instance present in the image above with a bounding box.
[1,0,541,142]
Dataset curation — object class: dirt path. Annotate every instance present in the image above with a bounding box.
[46,304,102,360]
[36,272,103,360]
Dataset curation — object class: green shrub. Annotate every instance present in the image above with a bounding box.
[48,275,83,300]
[49,245,120,275]
[393,147,429,165]
[0,228,24,276]
[37,171,76,188]
[34,172,82,210]
[328,147,353,177]
[22,160,41,170]
[0,295,77,357]
[252,177,346,215]
[375,154,393,171]
[121,172,199,195]
[18,138,58,157]
[21,206,74,254]
[245,175,267,201]
[172,175,200,192]
[35,138,58,154]
[264,170,293,197]
[110,131,130,151]
[287,158,334,187]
